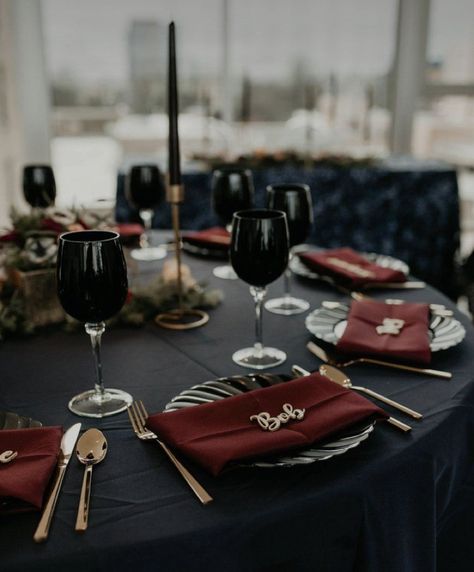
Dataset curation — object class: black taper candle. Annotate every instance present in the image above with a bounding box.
[168,22,181,185]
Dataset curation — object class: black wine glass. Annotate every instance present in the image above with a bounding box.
[230,209,289,369]
[211,167,254,279]
[265,184,313,315]
[23,165,56,209]
[57,230,132,417]
[125,164,167,261]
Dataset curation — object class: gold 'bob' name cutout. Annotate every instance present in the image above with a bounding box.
[250,403,306,432]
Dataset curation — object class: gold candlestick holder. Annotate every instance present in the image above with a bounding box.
[155,183,209,330]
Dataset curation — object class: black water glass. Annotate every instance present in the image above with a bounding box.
[230,209,289,369]
[57,230,132,417]
[211,167,254,279]
[23,165,56,208]
[125,164,166,261]
[265,184,313,315]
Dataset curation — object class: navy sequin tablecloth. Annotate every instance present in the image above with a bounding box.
[116,159,460,297]
[1,250,474,572]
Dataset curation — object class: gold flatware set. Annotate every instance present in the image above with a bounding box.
[291,364,414,432]
[306,340,452,379]
[33,425,107,542]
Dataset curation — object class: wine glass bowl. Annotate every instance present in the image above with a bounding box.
[57,230,132,417]
[265,184,313,315]
[212,167,254,226]
[211,167,254,280]
[57,231,128,323]
[230,209,289,369]
[23,164,56,209]
[125,164,167,261]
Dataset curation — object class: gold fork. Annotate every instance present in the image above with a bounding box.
[127,401,213,505]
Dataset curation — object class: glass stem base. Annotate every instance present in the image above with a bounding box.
[131,246,167,261]
[232,346,287,370]
[213,264,238,280]
[68,388,132,418]
[264,295,310,315]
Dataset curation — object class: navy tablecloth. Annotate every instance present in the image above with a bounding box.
[1,250,473,572]
[116,161,460,297]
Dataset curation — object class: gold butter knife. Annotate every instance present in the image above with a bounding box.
[33,423,82,543]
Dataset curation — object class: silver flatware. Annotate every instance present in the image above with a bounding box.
[127,401,213,505]
[292,364,412,433]
[307,340,452,380]
[75,429,107,532]
[33,423,82,543]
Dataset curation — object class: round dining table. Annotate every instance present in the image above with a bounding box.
[1,244,474,572]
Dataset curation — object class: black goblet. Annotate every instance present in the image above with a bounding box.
[125,164,167,261]
[230,209,289,369]
[57,230,132,417]
[211,166,254,279]
[23,164,56,208]
[265,184,313,315]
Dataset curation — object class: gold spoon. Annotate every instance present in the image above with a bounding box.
[75,429,107,532]
[318,364,422,419]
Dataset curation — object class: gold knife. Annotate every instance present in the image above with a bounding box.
[33,423,82,543]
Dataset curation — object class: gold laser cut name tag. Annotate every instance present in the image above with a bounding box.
[0,450,18,464]
[376,318,405,336]
[250,403,306,432]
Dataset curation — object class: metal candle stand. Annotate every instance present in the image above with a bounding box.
[155,184,209,330]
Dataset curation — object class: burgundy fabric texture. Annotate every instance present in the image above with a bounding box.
[147,374,387,476]
[298,247,406,288]
[337,299,431,364]
[0,426,63,513]
[182,227,230,249]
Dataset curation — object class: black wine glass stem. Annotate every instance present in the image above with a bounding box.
[85,322,106,398]
[139,208,153,248]
[250,286,266,358]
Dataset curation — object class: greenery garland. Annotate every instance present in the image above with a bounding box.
[1,273,223,341]
[0,208,223,340]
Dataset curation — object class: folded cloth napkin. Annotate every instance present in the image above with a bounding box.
[116,223,144,246]
[147,374,388,476]
[0,426,63,513]
[182,227,230,249]
[297,247,406,288]
[336,299,431,365]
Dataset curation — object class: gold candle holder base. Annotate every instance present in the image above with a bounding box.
[155,308,209,330]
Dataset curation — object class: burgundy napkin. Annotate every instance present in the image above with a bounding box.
[298,247,406,288]
[182,227,230,249]
[147,374,388,476]
[337,299,431,365]
[0,426,63,513]
[116,223,144,246]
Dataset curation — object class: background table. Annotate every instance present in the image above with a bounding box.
[1,249,474,572]
[116,158,460,297]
